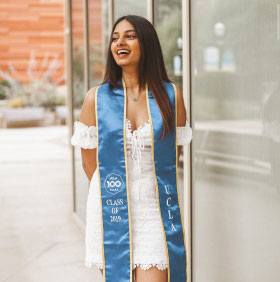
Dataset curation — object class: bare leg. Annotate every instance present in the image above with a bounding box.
[135,266,168,282]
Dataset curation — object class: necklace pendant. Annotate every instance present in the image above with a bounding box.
[133,98,137,101]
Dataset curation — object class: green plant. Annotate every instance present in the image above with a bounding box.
[72,43,85,109]
[0,80,10,100]
[0,52,65,109]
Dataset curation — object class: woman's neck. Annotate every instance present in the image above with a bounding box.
[122,69,139,90]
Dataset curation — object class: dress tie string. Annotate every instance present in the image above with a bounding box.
[130,130,145,200]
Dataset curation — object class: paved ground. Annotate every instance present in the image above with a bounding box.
[0,125,102,282]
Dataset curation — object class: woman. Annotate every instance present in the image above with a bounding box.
[71,15,192,282]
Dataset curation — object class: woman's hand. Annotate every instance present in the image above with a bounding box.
[79,87,98,181]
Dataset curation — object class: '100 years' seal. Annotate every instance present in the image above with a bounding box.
[104,173,124,195]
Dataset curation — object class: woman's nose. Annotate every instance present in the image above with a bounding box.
[116,37,125,46]
[117,41,124,47]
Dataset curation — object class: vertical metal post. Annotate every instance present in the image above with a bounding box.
[147,0,154,25]
[109,0,114,31]
[182,0,192,281]
[83,0,90,91]
[64,0,76,212]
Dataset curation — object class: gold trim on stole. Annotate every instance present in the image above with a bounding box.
[145,83,170,282]
[122,78,134,282]
[172,82,188,280]
[95,86,106,282]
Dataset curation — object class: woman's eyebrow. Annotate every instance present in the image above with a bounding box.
[112,29,135,35]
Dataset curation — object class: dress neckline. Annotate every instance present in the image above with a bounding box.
[126,118,150,134]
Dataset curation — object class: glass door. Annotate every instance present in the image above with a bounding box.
[191,1,280,281]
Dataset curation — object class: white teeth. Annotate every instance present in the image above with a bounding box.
[117,49,130,55]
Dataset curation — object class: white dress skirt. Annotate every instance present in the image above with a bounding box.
[71,118,192,271]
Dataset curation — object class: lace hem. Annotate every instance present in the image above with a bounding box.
[85,260,168,271]
[133,262,168,271]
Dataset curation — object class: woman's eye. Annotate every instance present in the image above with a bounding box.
[111,34,136,41]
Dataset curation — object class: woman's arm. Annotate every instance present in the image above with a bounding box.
[79,87,97,181]
[175,84,187,164]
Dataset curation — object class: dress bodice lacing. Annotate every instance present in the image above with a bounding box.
[126,118,149,200]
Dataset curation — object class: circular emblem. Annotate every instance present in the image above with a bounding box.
[104,173,124,195]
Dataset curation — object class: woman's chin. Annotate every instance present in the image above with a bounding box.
[116,61,133,67]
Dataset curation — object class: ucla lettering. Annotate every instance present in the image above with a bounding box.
[168,209,174,219]
[164,185,177,232]
[164,185,171,194]
[166,197,172,207]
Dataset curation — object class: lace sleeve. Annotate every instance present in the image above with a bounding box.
[177,120,193,145]
[71,121,97,149]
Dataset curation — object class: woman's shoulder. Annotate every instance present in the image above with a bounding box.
[79,86,100,128]
[163,81,182,97]
[168,82,182,96]
[82,84,104,112]
[85,86,98,102]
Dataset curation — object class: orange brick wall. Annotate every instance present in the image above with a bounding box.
[0,0,65,84]
[71,0,84,47]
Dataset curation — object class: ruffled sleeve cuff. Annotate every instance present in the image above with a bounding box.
[71,121,97,149]
[177,120,193,145]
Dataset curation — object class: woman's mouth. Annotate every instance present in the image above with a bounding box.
[117,49,131,58]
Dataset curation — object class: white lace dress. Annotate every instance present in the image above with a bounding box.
[71,118,192,271]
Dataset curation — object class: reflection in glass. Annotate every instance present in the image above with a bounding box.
[191,1,280,281]
[114,0,147,20]
[71,0,87,222]
[88,0,109,87]
[71,0,85,116]
[154,0,182,90]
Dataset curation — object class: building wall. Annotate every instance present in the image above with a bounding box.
[0,0,65,84]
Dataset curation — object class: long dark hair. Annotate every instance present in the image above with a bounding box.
[101,15,174,141]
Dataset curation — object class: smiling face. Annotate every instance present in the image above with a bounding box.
[110,19,141,68]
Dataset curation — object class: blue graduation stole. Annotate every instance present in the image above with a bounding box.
[95,77,187,282]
